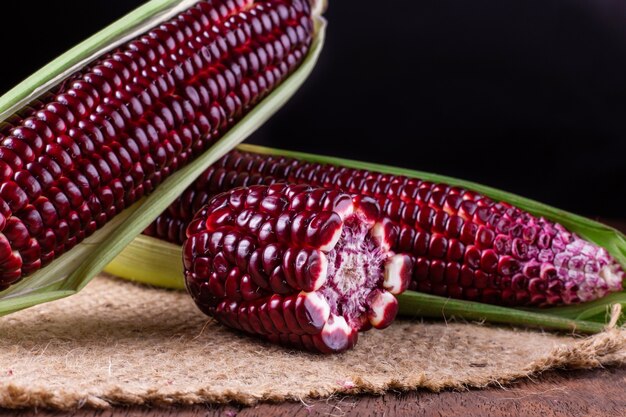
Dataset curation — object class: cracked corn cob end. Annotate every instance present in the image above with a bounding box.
[0,0,315,290]
[183,184,414,353]
[153,149,624,307]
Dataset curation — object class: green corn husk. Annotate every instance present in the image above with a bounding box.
[0,1,327,316]
[105,144,626,334]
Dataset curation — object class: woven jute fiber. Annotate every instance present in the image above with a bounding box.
[0,275,624,410]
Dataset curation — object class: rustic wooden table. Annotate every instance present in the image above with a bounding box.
[9,220,626,416]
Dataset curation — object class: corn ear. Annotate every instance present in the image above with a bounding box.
[105,144,625,333]
[0,2,327,316]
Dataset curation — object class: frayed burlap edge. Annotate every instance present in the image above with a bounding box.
[2,329,623,410]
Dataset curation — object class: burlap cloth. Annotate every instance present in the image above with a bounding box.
[0,275,624,409]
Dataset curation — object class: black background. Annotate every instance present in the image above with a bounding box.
[1,1,624,217]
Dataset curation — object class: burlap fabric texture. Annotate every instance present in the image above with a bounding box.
[0,275,624,409]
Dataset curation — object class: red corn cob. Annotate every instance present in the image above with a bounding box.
[151,149,625,307]
[0,0,314,290]
[184,183,414,353]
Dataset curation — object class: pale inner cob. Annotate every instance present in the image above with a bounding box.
[324,217,387,323]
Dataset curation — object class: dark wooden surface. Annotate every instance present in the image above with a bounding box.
[10,367,626,417]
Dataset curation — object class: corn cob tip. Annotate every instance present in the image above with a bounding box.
[547,231,624,304]
[184,184,414,353]
[468,212,625,306]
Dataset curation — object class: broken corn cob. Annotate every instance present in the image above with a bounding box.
[184,183,413,352]
[150,149,625,307]
[0,0,314,290]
